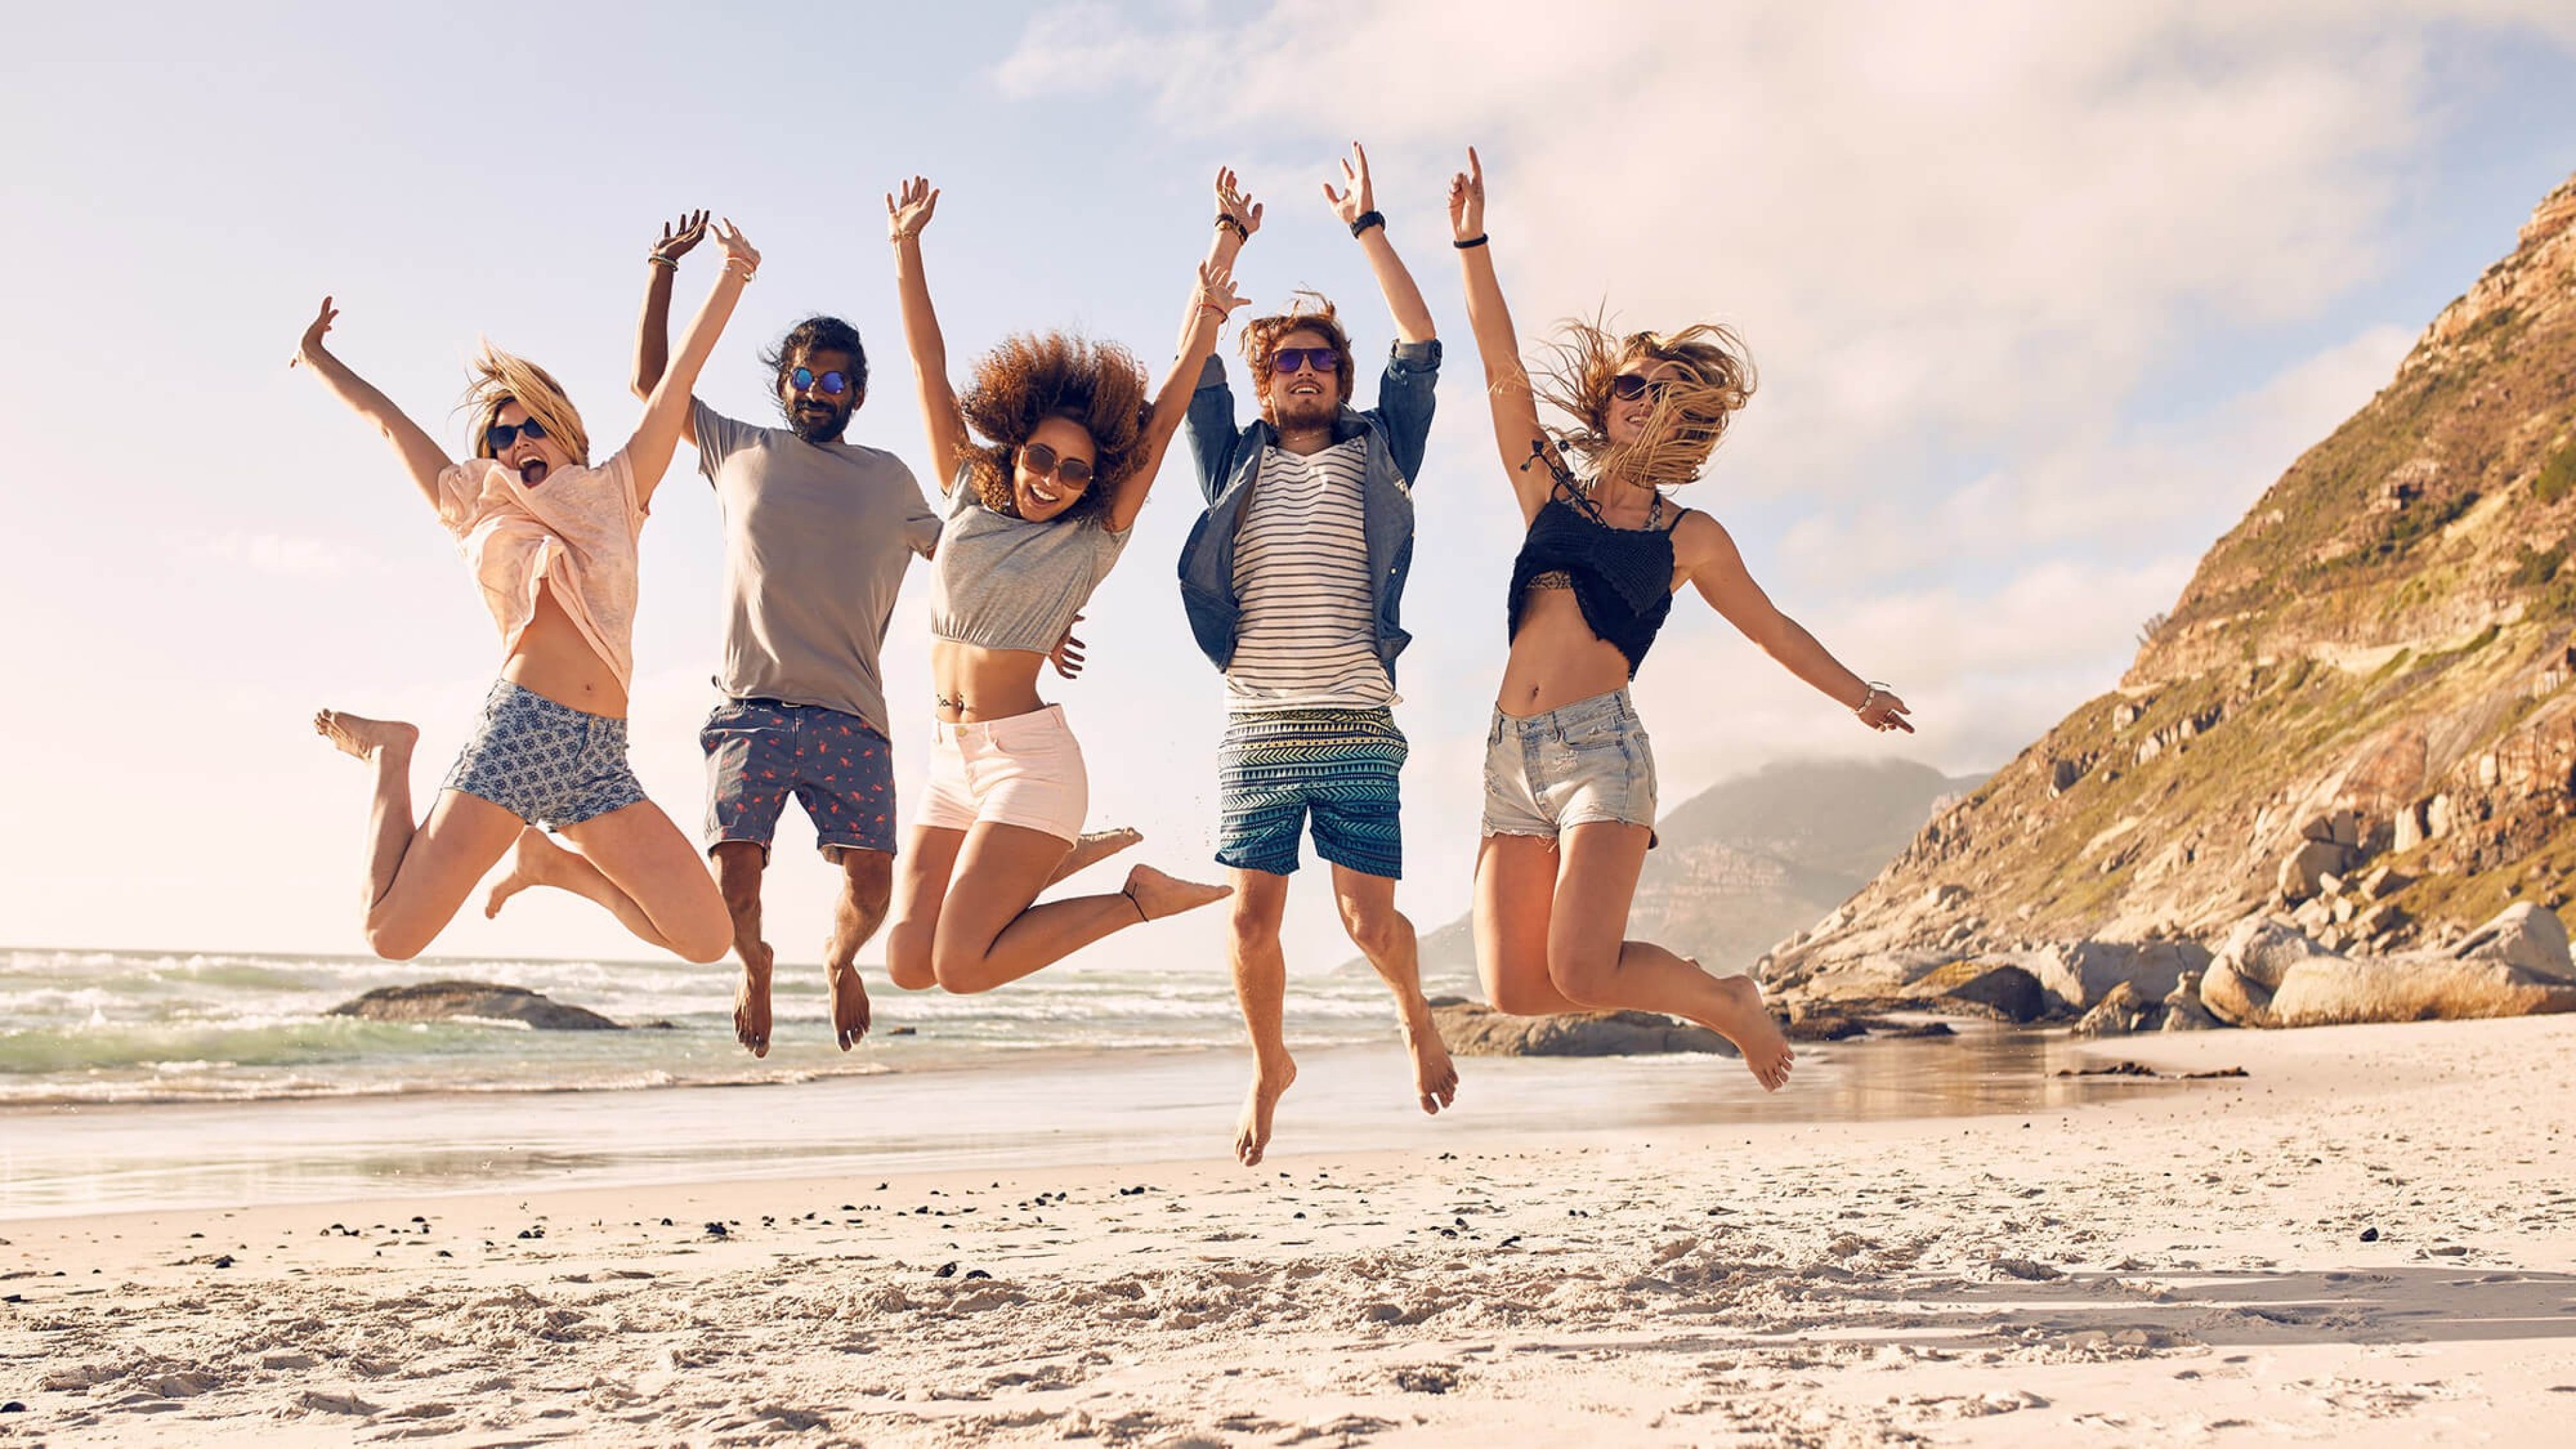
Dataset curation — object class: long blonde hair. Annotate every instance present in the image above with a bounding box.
[1535,319,1754,490]
[462,343,591,465]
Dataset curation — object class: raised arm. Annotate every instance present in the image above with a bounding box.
[1183,167,1263,500]
[629,208,709,401]
[1677,511,1915,733]
[1450,148,1552,523]
[888,176,968,493]
[1104,259,1248,535]
[290,297,453,511]
[625,219,757,507]
[1325,143,1434,345]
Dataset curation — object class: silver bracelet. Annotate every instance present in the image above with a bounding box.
[1853,681,1889,717]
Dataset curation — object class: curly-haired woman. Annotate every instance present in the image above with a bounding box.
[293,221,763,964]
[1448,151,1917,1091]
[881,177,1241,995]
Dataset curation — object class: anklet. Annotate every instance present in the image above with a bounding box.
[1121,883,1149,923]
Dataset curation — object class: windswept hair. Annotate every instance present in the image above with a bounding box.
[957,331,1150,523]
[760,315,868,402]
[1238,292,1355,422]
[1535,318,1755,490]
[462,344,591,466]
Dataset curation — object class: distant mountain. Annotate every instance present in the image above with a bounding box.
[1389,757,1986,986]
[1766,169,2576,992]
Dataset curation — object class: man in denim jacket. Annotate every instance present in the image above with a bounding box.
[1177,150,1458,1167]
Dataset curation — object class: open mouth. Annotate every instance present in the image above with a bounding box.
[1289,380,1323,398]
[516,458,550,485]
[1028,481,1063,506]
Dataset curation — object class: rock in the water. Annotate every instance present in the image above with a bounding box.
[1430,999,1731,1057]
[2451,902,2574,980]
[1910,960,2049,1023]
[2073,981,2160,1036]
[2267,951,2576,1026]
[2161,971,2224,1031]
[329,981,624,1031]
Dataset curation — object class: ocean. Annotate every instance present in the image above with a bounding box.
[0,946,2186,1219]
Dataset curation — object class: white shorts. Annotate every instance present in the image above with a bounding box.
[917,704,1089,843]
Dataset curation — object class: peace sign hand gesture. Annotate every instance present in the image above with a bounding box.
[1323,142,1377,229]
[1448,147,1486,242]
[651,209,710,265]
[887,176,939,243]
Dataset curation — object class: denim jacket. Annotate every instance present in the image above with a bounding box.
[1176,339,1440,685]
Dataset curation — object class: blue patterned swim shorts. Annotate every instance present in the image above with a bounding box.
[1217,707,1406,879]
[700,698,898,859]
[442,680,649,829]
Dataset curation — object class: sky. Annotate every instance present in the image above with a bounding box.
[5,1,2576,979]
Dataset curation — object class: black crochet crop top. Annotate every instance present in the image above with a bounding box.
[1505,466,1680,678]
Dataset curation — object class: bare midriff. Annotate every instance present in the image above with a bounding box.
[500,581,629,718]
[1495,586,1645,718]
[930,639,1051,724]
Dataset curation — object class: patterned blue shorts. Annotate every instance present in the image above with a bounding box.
[700,698,898,858]
[1217,707,1405,879]
[443,680,648,829]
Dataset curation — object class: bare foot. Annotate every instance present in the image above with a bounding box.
[826,959,870,1052]
[1121,865,1232,922]
[736,944,775,1059]
[1703,970,1794,1092]
[483,828,573,920]
[1235,1055,1297,1167]
[1050,826,1144,885]
[1400,1008,1459,1115]
[313,710,417,761]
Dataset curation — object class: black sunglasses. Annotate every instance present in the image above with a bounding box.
[1020,441,1095,487]
[1610,372,1668,402]
[790,366,852,398]
[486,417,549,451]
[1271,346,1340,375]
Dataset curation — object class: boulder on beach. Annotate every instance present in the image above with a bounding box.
[1909,960,2049,1023]
[328,981,625,1031]
[2451,902,2575,979]
[2266,951,2576,1027]
[2072,981,2157,1037]
[1428,998,1731,1057]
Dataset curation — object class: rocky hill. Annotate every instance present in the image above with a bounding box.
[1398,757,1982,985]
[1764,170,2576,1000]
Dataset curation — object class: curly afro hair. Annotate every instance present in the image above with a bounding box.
[956,331,1151,523]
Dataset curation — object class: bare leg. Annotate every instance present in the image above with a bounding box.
[1474,833,1585,1015]
[928,824,1230,995]
[1544,822,1794,1091]
[1225,870,1297,1167]
[1332,865,1457,1117]
[315,710,521,961]
[701,842,774,1057]
[501,803,731,963]
[1048,826,1143,886]
[823,847,894,1051]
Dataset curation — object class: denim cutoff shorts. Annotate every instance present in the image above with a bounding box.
[917,704,1089,844]
[443,679,648,829]
[1480,687,1658,841]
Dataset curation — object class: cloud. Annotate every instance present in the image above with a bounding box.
[188,530,378,580]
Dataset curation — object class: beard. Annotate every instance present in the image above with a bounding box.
[1271,388,1338,431]
[787,398,852,445]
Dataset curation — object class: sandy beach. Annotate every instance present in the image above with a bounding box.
[4,1016,2570,1446]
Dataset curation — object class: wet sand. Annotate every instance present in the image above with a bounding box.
[3,1016,2572,1445]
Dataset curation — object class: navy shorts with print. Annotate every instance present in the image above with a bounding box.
[443,679,649,830]
[700,698,897,858]
[1216,707,1406,879]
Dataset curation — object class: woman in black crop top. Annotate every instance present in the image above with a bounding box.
[1448,148,1916,1094]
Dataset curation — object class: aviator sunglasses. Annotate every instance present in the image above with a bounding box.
[1019,441,1095,487]
[1270,346,1341,375]
[790,366,852,397]
[484,417,549,451]
[1610,372,1669,402]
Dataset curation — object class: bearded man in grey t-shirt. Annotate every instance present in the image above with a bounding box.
[633,212,1126,1058]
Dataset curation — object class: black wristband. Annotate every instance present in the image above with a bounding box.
[1214,214,1248,240]
[1454,234,1489,250]
[1349,209,1385,237]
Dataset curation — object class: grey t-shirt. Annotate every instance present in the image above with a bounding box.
[926,463,1130,654]
[694,398,940,735]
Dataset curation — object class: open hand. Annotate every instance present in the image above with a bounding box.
[1049,614,1088,680]
[711,217,759,279]
[1195,259,1248,323]
[651,209,710,264]
[291,294,339,368]
[1859,688,1915,734]
[1214,166,1263,239]
[1448,146,1485,241]
[887,176,939,242]
[1323,142,1376,229]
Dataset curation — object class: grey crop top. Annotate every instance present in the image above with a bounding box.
[926,464,1132,653]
